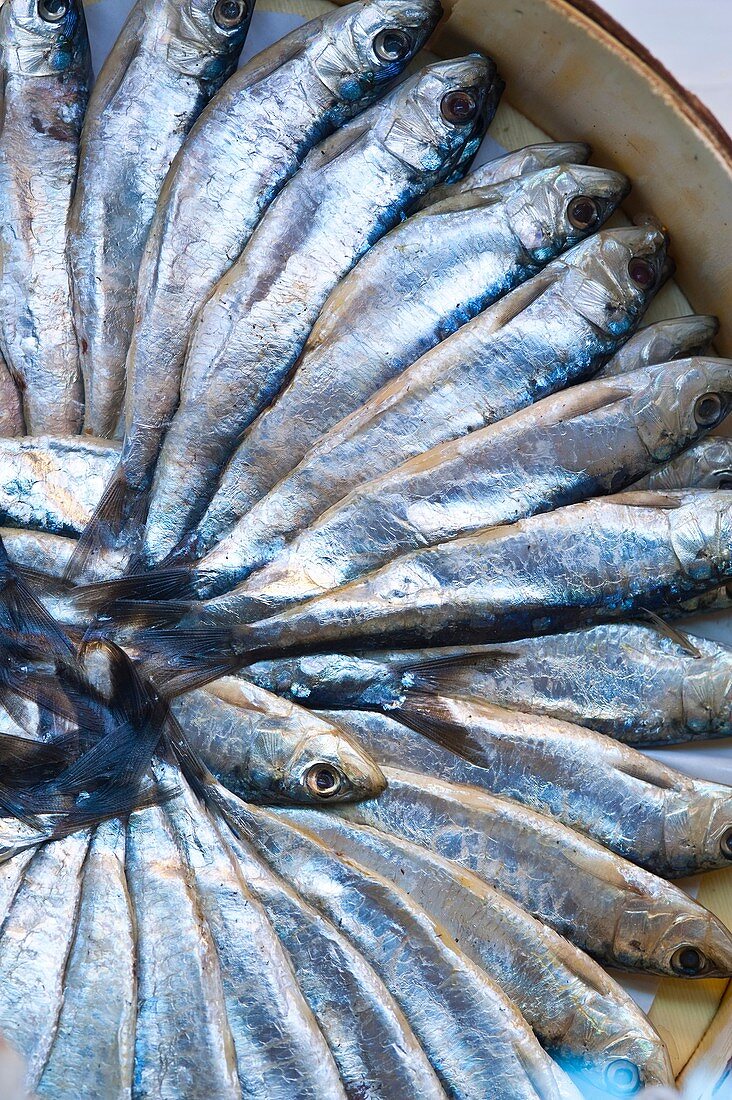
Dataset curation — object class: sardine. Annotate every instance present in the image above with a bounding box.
[79,0,441,570]
[192,223,670,594]
[218,786,583,1100]
[143,54,502,562]
[171,676,386,804]
[0,356,24,437]
[598,314,719,377]
[278,804,673,1093]
[126,802,241,1099]
[335,767,732,975]
[191,159,626,551]
[224,356,732,613]
[0,0,91,434]
[195,489,732,660]
[36,820,135,1100]
[163,771,347,1099]
[633,436,732,490]
[215,816,446,1098]
[314,695,732,877]
[70,0,253,438]
[0,833,90,1090]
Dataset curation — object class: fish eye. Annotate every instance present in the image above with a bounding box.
[38,0,69,22]
[373,28,412,63]
[440,89,479,125]
[670,945,706,975]
[305,763,343,800]
[604,1059,641,1096]
[567,195,601,231]
[718,477,732,490]
[694,392,724,427]
[213,0,248,29]
[628,257,656,289]
[720,827,732,860]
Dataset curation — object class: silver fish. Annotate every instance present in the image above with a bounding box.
[163,771,347,1099]
[207,490,732,658]
[0,833,90,1091]
[194,223,670,595]
[599,314,719,377]
[278,803,673,1094]
[336,767,732,976]
[126,801,241,1099]
[70,0,253,438]
[143,54,502,562]
[316,694,732,877]
[0,355,24,437]
[633,436,732,490]
[218,786,583,1100]
[193,160,627,552]
[170,675,386,804]
[225,356,732,613]
[0,0,91,434]
[216,814,446,1098]
[36,820,135,1100]
[86,0,441,566]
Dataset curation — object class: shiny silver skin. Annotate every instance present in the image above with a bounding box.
[171,675,386,804]
[633,436,732,490]
[599,315,719,377]
[316,695,732,877]
[196,224,670,596]
[0,356,24,437]
[218,786,584,1100]
[193,161,627,554]
[0,833,91,1092]
[219,490,732,656]
[0,436,119,537]
[36,821,135,1100]
[163,772,346,1099]
[70,0,253,439]
[143,54,501,562]
[0,0,91,434]
[280,804,673,1095]
[227,357,732,612]
[126,801,242,1098]
[336,767,732,976]
[258,623,732,746]
[218,815,447,1098]
[118,0,441,506]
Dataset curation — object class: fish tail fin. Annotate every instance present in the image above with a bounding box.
[394,689,487,765]
[75,567,211,615]
[0,548,76,662]
[132,626,242,694]
[63,463,149,583]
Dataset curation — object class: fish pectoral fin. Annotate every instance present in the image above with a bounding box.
[396,690,488,766]
[406,648,519,693]
[476,269,558,335]
[611,490,685,509]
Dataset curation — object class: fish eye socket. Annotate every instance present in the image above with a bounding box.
[567,195,601,231]
[720,827,732,860]
[694,392,724,427]
[604,1059,641,1096]
[670,945,706,975]
[38,0,69,22]
[213,0,248,29]
[718,476,732,490]
[440,89,479,125]
[305,763,343,800]
[628,257,656,289]
[373,28,412,63]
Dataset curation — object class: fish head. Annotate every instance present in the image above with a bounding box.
[686,782,732,871]
[561,1030,673,1096]
[633,357,732,463]
[648,908,732,979]
[280,728,387,805]
[2,0,88,76]
[315,0,441,102]
[668,489,732,585]
[506,163,629,264]
[375,54,501,177]
[553,224,671,341]
[164,0,253,81]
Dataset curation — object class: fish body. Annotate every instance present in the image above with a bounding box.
[143,54,502,561]
[599,314,719,377]
[227,356,732,611]
[0,0,91,434]
[0,356,24,437]
[192,157,625,549]
[337,767,732,976]
[70,0,253,438]
[633,436,732,491]
[170,676,386,803]
[195,223,669,594]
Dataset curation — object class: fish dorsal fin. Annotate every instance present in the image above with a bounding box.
[636,609,703,658]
